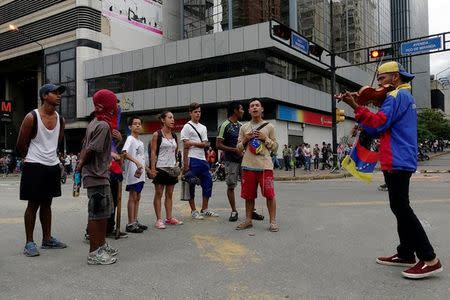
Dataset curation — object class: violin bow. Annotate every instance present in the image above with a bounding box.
[370,54,385,86]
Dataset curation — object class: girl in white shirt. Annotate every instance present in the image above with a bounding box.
[148,111,183,229]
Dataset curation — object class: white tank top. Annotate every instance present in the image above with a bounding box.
[26,109,61,166]
[156,137,177,168]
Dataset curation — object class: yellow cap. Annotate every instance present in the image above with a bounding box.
[378,61,414,81]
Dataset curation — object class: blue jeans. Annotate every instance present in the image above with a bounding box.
[304,157,311,170]
[186,158,212,198]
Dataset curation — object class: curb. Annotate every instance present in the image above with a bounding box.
[419,170,450,174]
[274,172,351,181]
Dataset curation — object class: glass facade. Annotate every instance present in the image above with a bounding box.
[184,0,289,38]
[87,49,357,98]
[184,0,392,73]
[45,47,77,120]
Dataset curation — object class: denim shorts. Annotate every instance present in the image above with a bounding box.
[125,181,145,193]
[87,185,114,221]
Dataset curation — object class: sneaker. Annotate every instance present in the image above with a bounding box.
[136,220,148,230]
[252,210,264,221]
[87,248,117,265]
[164,217,183,225]
[84,233,90,241]
[191,210,204,220]
[125,223,144,233]
[229,211,238,222]
[378,184,388,191]
[106,230,128,239]
[41,237,67,249]
[23,241,40,257]
[155,219,166,229]
[100,243,119,257]
[376,254,416,267]
[402,260,443,279]
[201,209,219,217]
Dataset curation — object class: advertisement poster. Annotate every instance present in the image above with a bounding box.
[102,0,163,36]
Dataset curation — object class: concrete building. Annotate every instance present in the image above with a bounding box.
[0,0,180,152]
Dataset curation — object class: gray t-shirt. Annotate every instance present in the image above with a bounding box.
[82,119,112,188]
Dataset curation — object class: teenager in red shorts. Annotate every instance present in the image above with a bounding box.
[236,98,279,232]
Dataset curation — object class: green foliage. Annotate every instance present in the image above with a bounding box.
[417,108,450,141]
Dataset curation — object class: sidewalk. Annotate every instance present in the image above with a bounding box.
[273,167,350,181]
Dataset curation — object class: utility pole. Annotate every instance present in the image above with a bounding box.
[330,0,338,170]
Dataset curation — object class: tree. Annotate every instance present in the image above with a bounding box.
[417,108,450,142]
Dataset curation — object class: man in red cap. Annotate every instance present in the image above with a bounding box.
[77,89,119,265]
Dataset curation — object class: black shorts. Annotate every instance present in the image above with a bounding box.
[20,162,61,202]
[153,168,178,186]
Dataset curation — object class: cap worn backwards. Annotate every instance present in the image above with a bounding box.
[378,61,414,82]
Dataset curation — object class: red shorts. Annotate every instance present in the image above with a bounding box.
[240,169,275,200]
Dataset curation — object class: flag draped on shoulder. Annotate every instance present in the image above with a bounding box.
[342,130,379,183]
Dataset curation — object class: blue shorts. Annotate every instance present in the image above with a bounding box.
[126,181,145,193]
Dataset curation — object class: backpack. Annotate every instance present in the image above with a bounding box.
[148,129,178,163]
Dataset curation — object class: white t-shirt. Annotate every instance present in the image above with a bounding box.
[122,135,146,185]
[181,121,208,161]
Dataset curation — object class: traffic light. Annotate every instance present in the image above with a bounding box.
[336,108,345,123]
[272,24,291,41]
[369,47,393,59]
[309,44,324,58]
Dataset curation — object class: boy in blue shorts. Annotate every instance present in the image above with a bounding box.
[122,116,147,233]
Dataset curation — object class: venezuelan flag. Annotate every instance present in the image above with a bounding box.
[342,134,379,183]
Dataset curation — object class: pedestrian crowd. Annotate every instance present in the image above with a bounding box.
[16,87,278,266]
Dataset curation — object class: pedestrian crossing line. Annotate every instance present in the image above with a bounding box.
[0,217,23,224]
[193,234,260,271]
[319,198,450,207]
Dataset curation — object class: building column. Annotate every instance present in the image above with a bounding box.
[289,0,298,30]
[228,0,233,30]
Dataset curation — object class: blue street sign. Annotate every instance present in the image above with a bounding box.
[291,32,309,55]
[400,36,442,55]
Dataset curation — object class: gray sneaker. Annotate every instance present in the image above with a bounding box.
[100,243,119,257]
[191,210,204,220]
[201,209,219,217]
[87,248,117,265]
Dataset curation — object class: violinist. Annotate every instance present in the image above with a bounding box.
[337,61,443,279]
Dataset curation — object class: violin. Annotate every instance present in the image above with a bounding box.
[335,84,394,107]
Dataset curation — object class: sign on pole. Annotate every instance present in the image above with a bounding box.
[291,32,309,55]
[400,36,442,56]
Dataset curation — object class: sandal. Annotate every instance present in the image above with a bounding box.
[236,222,253,230]
[269,223,279,232]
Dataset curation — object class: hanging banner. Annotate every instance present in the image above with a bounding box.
[102,0,163,36]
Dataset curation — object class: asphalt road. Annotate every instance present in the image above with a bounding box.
[1,155,450,299]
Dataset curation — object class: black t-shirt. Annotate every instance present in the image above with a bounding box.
[217,119,242,163]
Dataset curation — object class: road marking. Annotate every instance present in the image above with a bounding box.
[193,234,260,271]
[0,217,23,224]
[319,198,450,207]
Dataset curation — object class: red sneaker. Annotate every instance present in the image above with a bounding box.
[402,260,443,279]
[376,254,416,267]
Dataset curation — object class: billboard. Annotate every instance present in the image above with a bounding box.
[277,105,332,128]
[102,0,163,36]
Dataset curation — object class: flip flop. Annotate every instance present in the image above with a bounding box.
[236,222,253,230]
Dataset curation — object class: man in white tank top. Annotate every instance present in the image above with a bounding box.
[16,84,67,257]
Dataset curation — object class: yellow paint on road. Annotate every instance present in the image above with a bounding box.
[193,235,260,271]
[319,198,450,207]
[0,217,23,224]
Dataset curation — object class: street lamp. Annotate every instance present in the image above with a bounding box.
[8,24,45,83]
